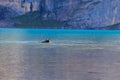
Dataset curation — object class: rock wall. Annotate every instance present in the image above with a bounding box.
[0,0,120,29]
[40,0,120,29]
[0,0,39,15]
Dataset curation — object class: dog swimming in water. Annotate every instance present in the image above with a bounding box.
[42,39,51,43]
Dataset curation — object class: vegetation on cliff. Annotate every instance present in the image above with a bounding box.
[12,11,68,28]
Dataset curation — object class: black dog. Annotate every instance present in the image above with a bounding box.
[42,39,50,43]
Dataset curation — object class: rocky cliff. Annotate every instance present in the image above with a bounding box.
[0,0,120,29]
[48,0,120,29]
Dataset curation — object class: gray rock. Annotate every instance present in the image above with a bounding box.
[0,0,120,29]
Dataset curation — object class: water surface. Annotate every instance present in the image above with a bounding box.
[0,29,120,80]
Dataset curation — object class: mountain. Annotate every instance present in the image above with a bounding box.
[50,0,120,29]
[95,23,120,30]
[0,0,120,29]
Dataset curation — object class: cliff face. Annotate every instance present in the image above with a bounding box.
[51,0,120,29]
[0,0,39,15]
[32,0,120,29]
[0,0,120,29]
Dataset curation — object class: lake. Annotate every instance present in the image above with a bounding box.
[0,28,120,80]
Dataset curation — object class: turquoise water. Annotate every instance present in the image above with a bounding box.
[0,29,120,80]
[0,28,120,44]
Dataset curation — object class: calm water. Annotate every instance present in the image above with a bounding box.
[0,28,120,80]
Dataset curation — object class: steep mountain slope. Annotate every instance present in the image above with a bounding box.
[0,5,18,20]
[29,0,120,29]
[52,0,120,29]
[0,0,120,29]
[95,23,120,30]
